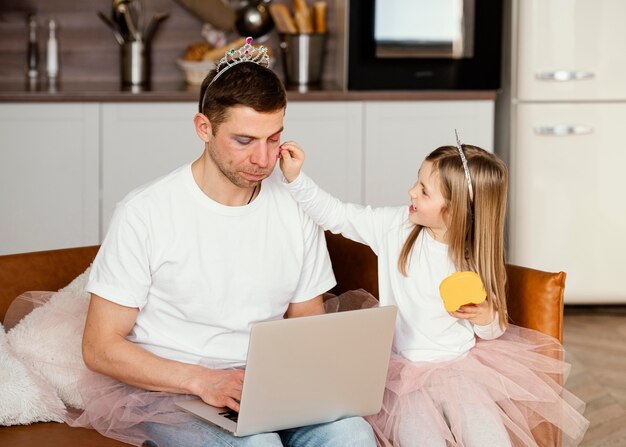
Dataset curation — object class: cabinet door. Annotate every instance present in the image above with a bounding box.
[0,104,99,254]
[511,103,626,303]
[364,101,494,206]
[101,103,201,232]
[516,0,626,101]
[282,102,363,203]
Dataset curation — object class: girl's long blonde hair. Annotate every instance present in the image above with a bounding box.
[398,145,509,328]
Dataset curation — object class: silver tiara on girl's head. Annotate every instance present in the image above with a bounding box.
[454,129,474,203]
[208,37,270,86]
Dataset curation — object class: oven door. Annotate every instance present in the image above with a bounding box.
[347,0,503,90]
[375,0,475,59]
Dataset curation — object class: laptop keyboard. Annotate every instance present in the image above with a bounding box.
[219,408,239,423]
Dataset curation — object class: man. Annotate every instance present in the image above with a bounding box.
[78,40,376,446]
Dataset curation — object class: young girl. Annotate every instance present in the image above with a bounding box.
[278,140,589,447]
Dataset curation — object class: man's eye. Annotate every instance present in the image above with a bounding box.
[235,137,252,145]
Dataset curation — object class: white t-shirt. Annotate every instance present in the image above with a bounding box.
[87,165,336,369]
[284,172,504,363]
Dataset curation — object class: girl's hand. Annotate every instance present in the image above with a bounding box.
[278,141,305,183]
[449,299,494,326]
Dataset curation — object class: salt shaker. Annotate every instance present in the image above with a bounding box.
[46,19,59,82]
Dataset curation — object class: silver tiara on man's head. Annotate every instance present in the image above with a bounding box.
[208,37,270,87]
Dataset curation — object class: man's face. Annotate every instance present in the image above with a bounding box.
[207,105,284,188]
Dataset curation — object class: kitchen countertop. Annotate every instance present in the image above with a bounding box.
[0,81,497,103]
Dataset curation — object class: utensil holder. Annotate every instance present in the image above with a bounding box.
[121,40,150,86]
[279,33,326,85]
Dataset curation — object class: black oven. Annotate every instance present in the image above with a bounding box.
[347,0,503,90]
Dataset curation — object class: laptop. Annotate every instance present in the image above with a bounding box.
[176,305,397,437]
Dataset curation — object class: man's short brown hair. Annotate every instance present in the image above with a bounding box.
[199,63,287,135]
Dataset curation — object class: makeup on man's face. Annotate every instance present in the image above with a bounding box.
[231,128,283,148]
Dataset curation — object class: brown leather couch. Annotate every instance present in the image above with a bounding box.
[0,232,566,446]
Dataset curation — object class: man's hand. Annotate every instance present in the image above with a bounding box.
[449,299,494,326]
[278,140,305,183]
[188,368,246,412]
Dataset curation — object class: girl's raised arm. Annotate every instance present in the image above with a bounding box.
[279,141,403,254]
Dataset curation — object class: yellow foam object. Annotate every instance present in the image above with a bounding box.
[439,271,487,312]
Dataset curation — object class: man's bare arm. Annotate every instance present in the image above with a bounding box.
[285,294,325,318]
[82,294,245,411]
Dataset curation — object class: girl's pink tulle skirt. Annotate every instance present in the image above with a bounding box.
[367,325,589,447]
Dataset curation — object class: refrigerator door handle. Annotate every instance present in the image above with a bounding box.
[535,70,595,81]
[533,125,594,136]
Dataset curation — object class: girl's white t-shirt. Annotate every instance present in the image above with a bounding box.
[284,172,504,363]
[87,165,336,369]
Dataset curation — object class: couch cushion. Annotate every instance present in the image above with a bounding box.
[0,322,65,426]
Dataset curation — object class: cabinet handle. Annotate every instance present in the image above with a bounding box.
[535,71,595,81]
[533,125,594,136]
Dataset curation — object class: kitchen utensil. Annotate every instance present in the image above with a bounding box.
[144,12,169,44]
[313,1,327,34]
[235,0,274,39]
[293,0,313,33]
[129,0,144,39]
[269,3,297,34]
[97,11,125,45]
[112,0,130,40]
[118,2,140,41]
[175,0,236,32]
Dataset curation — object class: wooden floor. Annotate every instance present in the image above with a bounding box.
[562,305,626,447]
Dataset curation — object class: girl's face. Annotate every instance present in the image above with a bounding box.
[408,161,448,238]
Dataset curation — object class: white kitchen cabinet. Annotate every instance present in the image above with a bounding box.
[100,103,201,233]
[516,0,626,101]
[511,103,626,303]
[363,101,494,206]
[0,104,99,254]
[282,102,363,203]
[0,99,495,255]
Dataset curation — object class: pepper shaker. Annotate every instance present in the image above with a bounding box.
[27,15,39,82]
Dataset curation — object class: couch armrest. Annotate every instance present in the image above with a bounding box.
[0,246,99,321]
[505,264,565,342]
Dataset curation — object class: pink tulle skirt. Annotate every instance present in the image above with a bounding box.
[65,376,199,446]
[366,325,589,447]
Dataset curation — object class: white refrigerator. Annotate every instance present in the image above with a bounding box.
[507,0,626,303]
